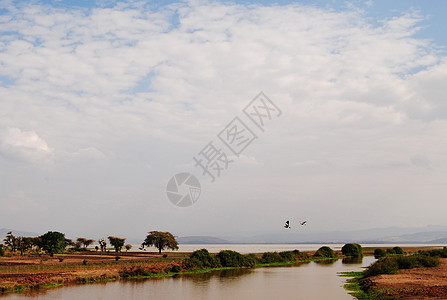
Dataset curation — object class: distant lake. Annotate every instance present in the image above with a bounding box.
[163,243,445,253]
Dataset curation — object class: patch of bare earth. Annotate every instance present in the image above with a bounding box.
[370,258,447,299]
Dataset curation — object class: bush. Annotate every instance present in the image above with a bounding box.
[365,255,440,278]
[365,257,398,277]
[59,258,64,262]
[342,243,362,257]
[416,255,439,267]
[386,248,396,255]
[313,246,335,258]
[261,252,283,263]
[279,251,296,262]
[217,250,245,267]
[115,256,121,261]
[0,245,5,257]
[396,256,417,269]
[374,248,387,258]
[188,249,219,268]
[82,259,88,265]
[170,265,182,273]
[393,247,404,255]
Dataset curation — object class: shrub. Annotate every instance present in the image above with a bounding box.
[396,256,417,269]
[261,252,283,263]
[163,254,168,258]
[183,257,203,269]
[374,248,387,258]
[188,249,219,268]
[365,257,398,277]
[279,251,296,262]
[170,265,182,273]
[217,250,246,267]
[82,259,88,265]
[342,243,362,257]
[393,247,404,255]
[115,256,121,261]
[386,248,396,255]
[59,258,64,262]
[416,255,439,267]
[0,245,5,257]
[313,246,335,258]
[242,254,257,268]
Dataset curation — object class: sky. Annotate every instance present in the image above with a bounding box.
[1,0,447,242]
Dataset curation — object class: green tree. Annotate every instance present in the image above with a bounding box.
[141,231,179,254]
[37,231,66,256]
[16,237,34,256]
[3,232,18,252]
[108,236,126,252]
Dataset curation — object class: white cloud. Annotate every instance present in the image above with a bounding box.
[0,1,446,236]
[0,127,53,163]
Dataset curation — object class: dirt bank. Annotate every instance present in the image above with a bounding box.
[370,258,447,299]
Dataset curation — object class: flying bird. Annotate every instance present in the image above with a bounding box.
[284,220,291,228]
[299,221,307,226]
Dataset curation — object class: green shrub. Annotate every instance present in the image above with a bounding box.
[115,256,120,261]
[0,245,5,257]
[183,257,203,269]
[188,249,219,268]
[59,258,64,262]
[82,259,88,265]
[386,248,396,255]
[217,250,246,267]
[313,246,335,258]
[374,248,387,258]
[170,265,182,273]
[393,247,404,255]
[279,251,296,262]
[242,254,257,268]
[396,256,417,269]
[261,252,283,263]
[365,257,398,277]
[342,243,362,257]
[416,255,439,267]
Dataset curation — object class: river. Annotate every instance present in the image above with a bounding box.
[3,255,377,299]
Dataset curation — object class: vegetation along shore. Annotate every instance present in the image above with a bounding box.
[0,230,342,295]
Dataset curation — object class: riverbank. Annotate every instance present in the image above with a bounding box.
[368,258,447,299]
[342,247,447,300]
[0,249,338,295]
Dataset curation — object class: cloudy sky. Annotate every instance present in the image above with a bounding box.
[1,0,447,241]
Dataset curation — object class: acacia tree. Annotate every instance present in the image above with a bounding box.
[16,237,34,256]
[125,244,132,255]
[141,231,179,254]
[98,238,107,254]
[108,236,125,252]
[76,238,95,250]
[37,231,66,256]
[3,232,18,252]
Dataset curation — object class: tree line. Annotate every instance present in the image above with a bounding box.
[0,230,179,256]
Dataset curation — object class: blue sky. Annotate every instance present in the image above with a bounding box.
[14,0,447,46]
[1,0,447,240]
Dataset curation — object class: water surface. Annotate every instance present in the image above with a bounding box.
[3,256,376,300]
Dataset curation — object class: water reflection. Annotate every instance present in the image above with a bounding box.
[2,256,376,300]
[314,258,338,265]
[342,256,363,264]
